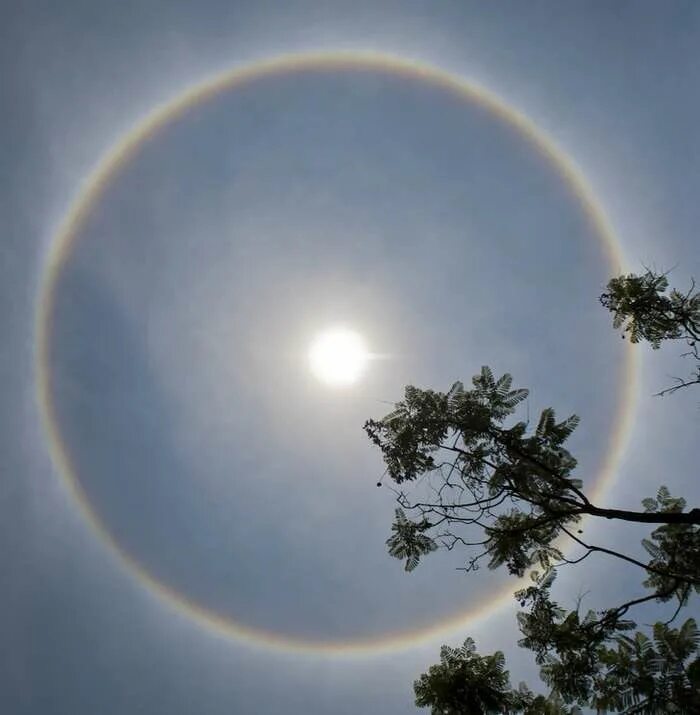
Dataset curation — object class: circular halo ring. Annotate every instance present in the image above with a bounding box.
[35,51,637,657]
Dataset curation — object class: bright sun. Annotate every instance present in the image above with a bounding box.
[308,328,369,387]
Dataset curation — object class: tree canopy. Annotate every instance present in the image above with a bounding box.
[600,270,700,395]
[365,270,700,713]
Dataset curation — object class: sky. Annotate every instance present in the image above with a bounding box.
[2,2,699,713]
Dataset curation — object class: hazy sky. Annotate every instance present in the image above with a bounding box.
[2,2,699,713]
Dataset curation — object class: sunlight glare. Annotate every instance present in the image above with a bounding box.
[308,328,369,387]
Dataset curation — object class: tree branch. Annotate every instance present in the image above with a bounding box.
[581,504,700,525]
[560,526,694,585]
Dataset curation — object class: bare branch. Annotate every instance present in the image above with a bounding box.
[560,526,695,585]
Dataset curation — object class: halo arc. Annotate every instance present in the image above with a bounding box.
[35,51,637,657]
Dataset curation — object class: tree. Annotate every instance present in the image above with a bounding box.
[413,618,700,714]
[600,270,700,396]
[365,270,700,712]
[593,619,700,713]
[413,638,522,714]
[413,637,582,714]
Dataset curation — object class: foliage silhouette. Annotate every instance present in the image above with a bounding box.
[600,270,700,395]
[365,270,700,712]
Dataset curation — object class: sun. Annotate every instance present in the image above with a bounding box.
[308,328,369,387]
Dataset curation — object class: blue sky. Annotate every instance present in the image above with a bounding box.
[2,2,699,713]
